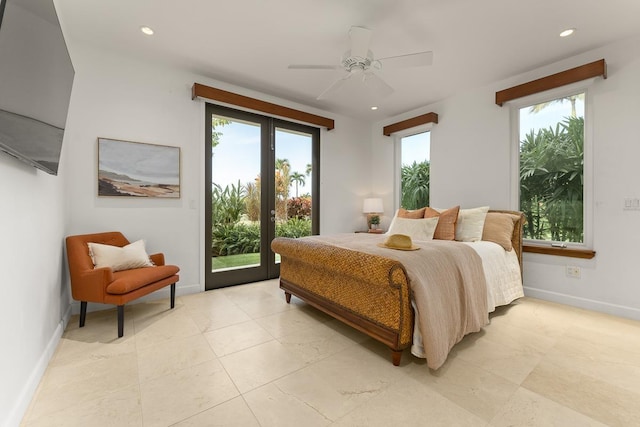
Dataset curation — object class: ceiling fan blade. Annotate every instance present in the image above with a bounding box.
[362,72,394,98]
[288,64,338,70]
[317,73,351,100]
[348,26,372,59]
[378,51,433,69]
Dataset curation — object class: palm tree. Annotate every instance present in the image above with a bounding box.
[519,116,584,242]
[305,163,312,176]
[211,117,230,151]
[401,161,430,209]
[529,94,584,118]
[274,158,291,220]
[290,172,306,197]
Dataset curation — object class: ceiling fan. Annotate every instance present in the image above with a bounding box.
[288,26,433,100]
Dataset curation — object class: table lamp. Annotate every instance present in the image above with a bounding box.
[362,198,384,230]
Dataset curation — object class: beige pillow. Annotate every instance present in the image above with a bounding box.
[87,239,154,272]
[387,217,439,241]
[455,206,490,242]
[482,212,520,251]
[398,207,426,219]
[424,206,460,240]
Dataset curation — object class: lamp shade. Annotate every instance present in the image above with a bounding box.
[362,198,384,213]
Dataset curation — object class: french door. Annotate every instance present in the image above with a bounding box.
[205,104,319,290]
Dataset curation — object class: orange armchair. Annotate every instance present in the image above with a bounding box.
[65,231,180,337]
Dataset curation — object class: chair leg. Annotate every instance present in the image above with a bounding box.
[170,283,176,309]
[79,301,87,327]
[117,305,124,338]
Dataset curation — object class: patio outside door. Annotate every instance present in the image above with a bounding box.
[205,104,319,290]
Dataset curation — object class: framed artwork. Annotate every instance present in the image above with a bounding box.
[97,138,180,198]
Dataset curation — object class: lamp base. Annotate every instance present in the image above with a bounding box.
[366,213,381,230]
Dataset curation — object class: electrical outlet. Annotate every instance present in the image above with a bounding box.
[566,265,581,279]
[624,198,640,210]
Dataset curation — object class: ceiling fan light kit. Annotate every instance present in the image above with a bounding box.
[288,26,433,100]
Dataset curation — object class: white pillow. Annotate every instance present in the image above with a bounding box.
[87,239,154,272]
[455,206,490,242]
[387,217,439,241]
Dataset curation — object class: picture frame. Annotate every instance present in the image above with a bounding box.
[97,138,180,198]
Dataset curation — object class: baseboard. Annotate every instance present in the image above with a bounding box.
[523,286,640,321]
[5,307,70,427]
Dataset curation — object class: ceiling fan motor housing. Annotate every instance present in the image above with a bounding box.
[341,49,375,72]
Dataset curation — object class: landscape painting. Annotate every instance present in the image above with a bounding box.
[98,138,180,198]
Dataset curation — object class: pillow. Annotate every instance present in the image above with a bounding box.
[387,217,439,241]
[87,239,154,272]
[482,212,521,251]
[397,207,426,219]
[455,206,490,242]
[424,206,460,240]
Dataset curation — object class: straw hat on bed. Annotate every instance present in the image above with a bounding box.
[377,234,420,251]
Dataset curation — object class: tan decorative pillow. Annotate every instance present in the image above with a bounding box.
[87,239,154,272]
[424,206,460,240]
[482,212,521,251]
[398,207,426,219]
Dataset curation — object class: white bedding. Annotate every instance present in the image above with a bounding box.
[411,240,523,358]
[464,241,524,313]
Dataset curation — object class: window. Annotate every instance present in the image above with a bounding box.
[515,90,588,245]
[397,130,431,209]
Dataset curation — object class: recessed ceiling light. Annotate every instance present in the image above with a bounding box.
[370,106,378,110]
[140,26,154,36]
[559,28,575,38]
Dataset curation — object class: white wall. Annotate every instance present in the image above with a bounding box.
[2,35,371,427]
[372,34,640,320]
[0,155,69,426]
[0,5,74,425]
[12,20,640,427]
[62,41,371,308]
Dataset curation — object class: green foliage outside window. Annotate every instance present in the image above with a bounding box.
[520,116,584,243]
[401,160,430,210]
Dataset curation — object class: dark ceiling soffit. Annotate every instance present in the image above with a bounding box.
[383,112,439,136]
[495,59,607,106]
[192,83,335,130]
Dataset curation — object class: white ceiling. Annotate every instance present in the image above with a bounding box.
[55,0,640,121]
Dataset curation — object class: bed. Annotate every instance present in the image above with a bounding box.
[270,207,525,369]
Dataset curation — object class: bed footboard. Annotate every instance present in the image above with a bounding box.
[272,237,413,366]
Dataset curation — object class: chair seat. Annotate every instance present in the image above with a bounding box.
[107,265,180,295]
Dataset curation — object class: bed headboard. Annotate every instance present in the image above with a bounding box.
[488,209,526,274]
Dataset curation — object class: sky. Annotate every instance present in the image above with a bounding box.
[519,94,585,140]
[211,95,581,194]
[211,119,312,196]
[212,119,430,196]
[401,131,430,165]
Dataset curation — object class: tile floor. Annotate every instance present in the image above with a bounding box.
[21,279,640,426]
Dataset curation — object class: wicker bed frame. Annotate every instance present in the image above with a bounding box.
[272,210,525,366]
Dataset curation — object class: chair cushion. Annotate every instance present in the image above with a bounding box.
[106,265,179,294]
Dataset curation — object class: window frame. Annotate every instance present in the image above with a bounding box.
[510,82,593,250]
[394,123,433,210]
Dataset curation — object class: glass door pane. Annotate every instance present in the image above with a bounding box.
[274,127,314,265]
[205,105,319,290]
[211,115,262,272]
